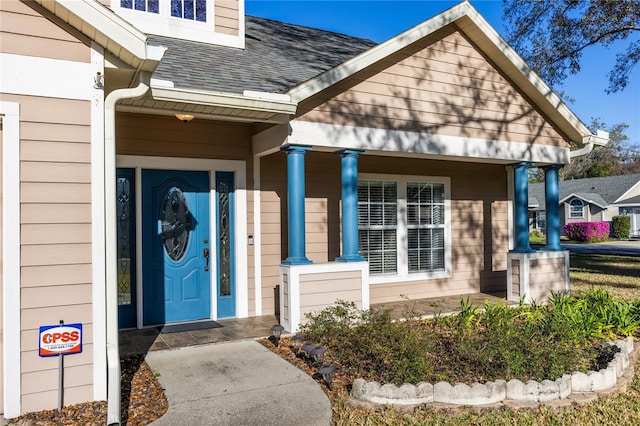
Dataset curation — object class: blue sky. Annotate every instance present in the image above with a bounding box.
[246,0,639,144]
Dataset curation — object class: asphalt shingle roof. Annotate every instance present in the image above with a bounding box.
[148,16,378,94]
[529,174,640,210]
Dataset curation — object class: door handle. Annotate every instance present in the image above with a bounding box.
[203,247,209,271]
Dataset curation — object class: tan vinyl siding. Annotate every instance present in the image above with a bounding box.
[260,152,509,313]
[215,0,239,36]
[299,270,363,322]
[1,93,94,412]
[0,0,89,62]
[116,112,257,314]
[529,257,567,303]
[297,28,567,147]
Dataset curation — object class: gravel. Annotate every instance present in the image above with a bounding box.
[7,356,168,426]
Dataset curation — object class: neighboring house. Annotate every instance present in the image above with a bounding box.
[529,175,640,237]
[0,0,608,421]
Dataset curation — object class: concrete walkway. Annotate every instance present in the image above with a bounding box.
[146,340,332,426]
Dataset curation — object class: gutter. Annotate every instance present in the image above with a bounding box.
[569,130,610,159]
[104,72,151,426]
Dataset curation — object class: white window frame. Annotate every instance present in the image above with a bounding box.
[111,0,244,47]
[359,173,452,284]
[569,198,585,219]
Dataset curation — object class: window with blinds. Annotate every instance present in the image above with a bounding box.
[406,182,445,272]
[358,180,398,274]
[358,176,450,279]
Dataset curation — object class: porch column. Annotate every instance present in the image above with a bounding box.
[542,165,562,251]
[335,149,366,262]
[511,162,535,253]
[282,145,313,265]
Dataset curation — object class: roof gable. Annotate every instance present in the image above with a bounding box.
[530,174,640,209]
[295,27,567,148]
[287,1,592,145]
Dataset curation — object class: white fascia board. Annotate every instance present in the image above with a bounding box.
[36,0,162,68]
[55,0,148,58]
[287,2,470,102]
[559,193,608,209]
[289,120,570,165]
[150,86,298,115]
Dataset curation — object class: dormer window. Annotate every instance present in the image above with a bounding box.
[120,0,159,14]
[171,0,207,22]
[112,0,244,48]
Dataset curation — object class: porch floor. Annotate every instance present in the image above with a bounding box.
[119,315,278,357]
[119,292,512,356]
[370,291,514,320]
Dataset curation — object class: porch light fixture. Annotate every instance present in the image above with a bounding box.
[318,364,337,390]
[291,334,305,355]
[310,346,326,365]
[270,324,285,347]
[175,113,195,123]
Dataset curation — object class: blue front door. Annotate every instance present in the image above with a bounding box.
[142,170,211,325]
[216,172,236,318]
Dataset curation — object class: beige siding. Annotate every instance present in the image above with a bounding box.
[297,28,567,147]
[215,0,239,36]
[299,270,363,323]
[510,259,520,299]
[260,152,509,313]
[0,87,93,415]
[116,112,257,314]
[0,1,89,62]
[529,257,567,302]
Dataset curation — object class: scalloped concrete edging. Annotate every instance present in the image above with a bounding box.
[351,337,637,408]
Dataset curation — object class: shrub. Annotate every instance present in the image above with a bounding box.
[529,229,544,238]
[564,221,610,242]
[611,215,631,239]
[300,292,639,385]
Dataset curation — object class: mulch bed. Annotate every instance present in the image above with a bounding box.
[258,336,352,409]
[8,356,167,426]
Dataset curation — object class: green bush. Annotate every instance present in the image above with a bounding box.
[612,215,631,239]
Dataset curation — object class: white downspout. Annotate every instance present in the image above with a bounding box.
[104,72,151,425]
[569,130,610,158]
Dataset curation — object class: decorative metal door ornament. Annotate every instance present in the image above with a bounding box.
[161,186,192,261]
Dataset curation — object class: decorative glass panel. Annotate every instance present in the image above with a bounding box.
[160,187,191,261]
[117,173,135,306]
[218,180,231,296]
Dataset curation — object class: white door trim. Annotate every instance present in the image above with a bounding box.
[116,155,249,324]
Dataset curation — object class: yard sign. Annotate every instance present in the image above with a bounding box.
[38,323,83,357]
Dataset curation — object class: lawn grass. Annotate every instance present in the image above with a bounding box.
[329,254,640,425]
[570,254,640,301]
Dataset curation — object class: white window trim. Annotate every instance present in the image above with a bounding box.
[359,173,452,285]
[111,0,244,48]
[569,198,585,219]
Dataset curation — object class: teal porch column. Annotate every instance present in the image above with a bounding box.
[542,165,562,251]
[335,149,366,262]
[511,162,535,253]
[281,145,313,265]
